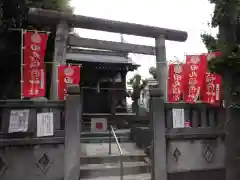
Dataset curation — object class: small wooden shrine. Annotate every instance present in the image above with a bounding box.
[66,47,139,114]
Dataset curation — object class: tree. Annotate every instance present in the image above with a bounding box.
[201,1,240,179]
[127,74,147,113]
[0,0,72,99]
[127,74,147,100]
[149,66,156,79]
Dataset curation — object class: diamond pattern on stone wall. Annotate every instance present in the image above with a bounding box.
[172,148,181,162]
[0,155,8,176]
[36,153,52,174]
[203,144,215,163]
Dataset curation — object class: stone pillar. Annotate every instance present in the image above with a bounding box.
[50,21,69,130]
[151,35,167,180]
[50,21,69,100]
[155,35,167,99]
[64,85,81,180]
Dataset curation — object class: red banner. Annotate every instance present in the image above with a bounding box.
[23,31,48,97]
[201,51,222,105]
[184,55,207,103]
[202,72,222,105]
[168,64,185,102]
[58,65,81,100]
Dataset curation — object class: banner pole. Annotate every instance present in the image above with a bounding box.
[20,29,24,100]
[57,63,59,100]
[8,28,50,34]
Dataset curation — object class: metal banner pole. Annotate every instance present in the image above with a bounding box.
[8,28,50,33]
[20,29,24,100]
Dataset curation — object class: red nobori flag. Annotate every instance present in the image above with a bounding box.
[168,64,185,102]
[202,72,222,105]
[184,55,207,103]
[58,65,81,100]
[201,51,222,105]
[23,31,48,98]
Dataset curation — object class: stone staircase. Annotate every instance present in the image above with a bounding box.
[80,130,151,179]
[80,154,150,179]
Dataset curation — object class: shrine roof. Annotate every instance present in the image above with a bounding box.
[66,52,139,66]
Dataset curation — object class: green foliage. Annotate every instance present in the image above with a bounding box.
[127,74,147,89]
[201,0,240,76]
[27,0,72,12]
[0,4,2,27]
[201,34,218,52]
[201,0,240,103]
[127,74,148,101]
[149,66,156,79]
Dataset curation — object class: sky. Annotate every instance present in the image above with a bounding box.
[70,0,217,79]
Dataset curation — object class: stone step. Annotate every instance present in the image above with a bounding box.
[80,161,150,178]
[82,142,145,157]
[81,154,147,164]
[81,136,131,143]
[81,129,131,138]
[80,173,151,180]
[54,129,131,138]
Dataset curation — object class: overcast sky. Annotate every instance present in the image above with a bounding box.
[70,0,217,79]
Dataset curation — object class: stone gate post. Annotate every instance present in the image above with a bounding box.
[64,85,81,180]
[150,35,167,180]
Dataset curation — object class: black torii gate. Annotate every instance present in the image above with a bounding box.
[28,8,187,180]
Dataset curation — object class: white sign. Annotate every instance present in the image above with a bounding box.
[37,112,54,137]
[91,118,107,132]
[8,109,30,133]
[172,109,185,128]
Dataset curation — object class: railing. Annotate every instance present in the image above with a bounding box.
[108,125,124,180]
[164,102,225,132]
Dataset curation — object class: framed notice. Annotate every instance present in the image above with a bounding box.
[37,112,54,137]
[172,108,185,128]
[8,109,30,133]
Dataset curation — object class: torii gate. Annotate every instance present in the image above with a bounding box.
[28,8,188,180]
